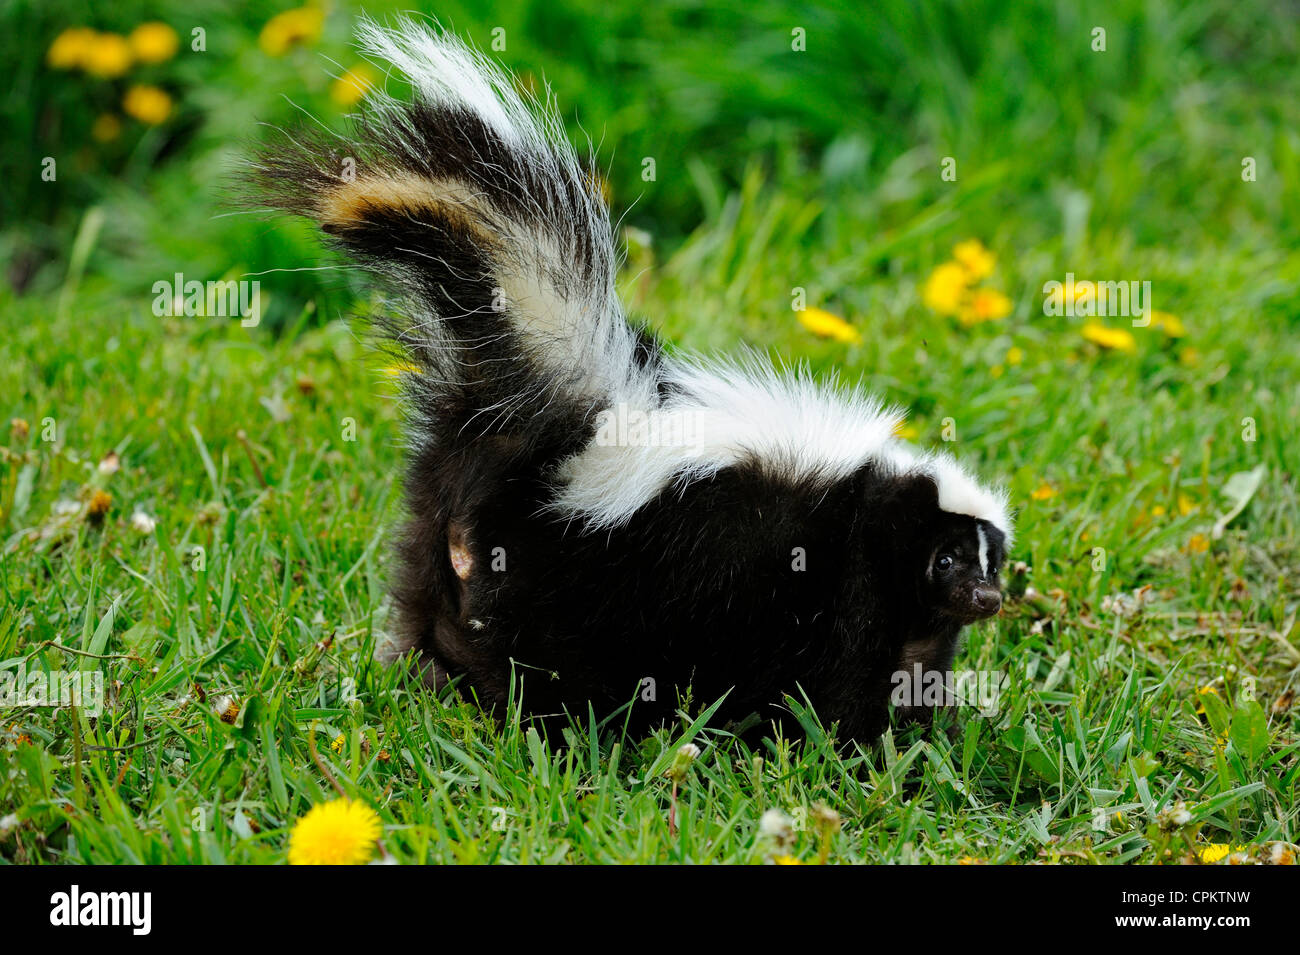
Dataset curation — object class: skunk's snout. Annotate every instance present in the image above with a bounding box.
[972,586,1002,617]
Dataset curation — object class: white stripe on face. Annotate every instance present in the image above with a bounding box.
[977,525,989,578]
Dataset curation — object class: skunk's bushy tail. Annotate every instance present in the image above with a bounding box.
[255,18,1015,542]
[253,18,654,427]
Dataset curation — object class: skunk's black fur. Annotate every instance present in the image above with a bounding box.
[255,20,1013,742]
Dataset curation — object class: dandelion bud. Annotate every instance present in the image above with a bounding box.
[666,742,701,783]
[1156,800,1192,830]
[1007,560,1031,598]
[812,803,841,832]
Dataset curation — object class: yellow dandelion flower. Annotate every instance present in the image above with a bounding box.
[47,27,98,69]
[82,32,134,78]
[129,22,179,64]
[771,854,803,865]
[86,489,113,520]
[1179,346,1199,367]
[515,70,539,96]
[1030,483,1057,502]
[893,421,920,441]
[331,734,346,754]
[952,239,995,281]
[1006,346,1024,366]
[1150,504,1166,517]
[1187,533,1210,554]
[957,856,986,865]
[1177,492,1197,516]
[123,84,172,125]
[1045,280,1107,311]
[1199,844,1247,864]
[583,170,612,204]
[921,262,969,316]
[958,287,1012,327]
[259,7,324,57]
[91,114,123,143]
[288,799,382,865]
[797,307,861,344]
[1081,321,1137,354]
[381,360,421,378]
[330,64,378,107]
[1194,684,1220,715]
[1150,311,1185,337]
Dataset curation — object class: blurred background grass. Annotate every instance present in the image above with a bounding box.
[5,0,1298,326]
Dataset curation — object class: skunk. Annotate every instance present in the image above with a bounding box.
[254,20,1013,742]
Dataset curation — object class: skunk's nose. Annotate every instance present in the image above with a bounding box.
[972,586,1002,616]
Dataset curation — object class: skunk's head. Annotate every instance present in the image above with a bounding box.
[922,515,1006,623]
[882,471,1010,625]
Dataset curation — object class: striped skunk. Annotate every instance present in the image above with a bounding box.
[254,20,1013,743]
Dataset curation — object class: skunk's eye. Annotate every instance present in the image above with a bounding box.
[936,554,954,571]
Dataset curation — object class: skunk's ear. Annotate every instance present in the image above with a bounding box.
[895,473,940,515]
[852,469,940,541]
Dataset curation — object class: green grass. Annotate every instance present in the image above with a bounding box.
[1,0,1298,864]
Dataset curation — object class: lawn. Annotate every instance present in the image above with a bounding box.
[1,0,1297,864]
